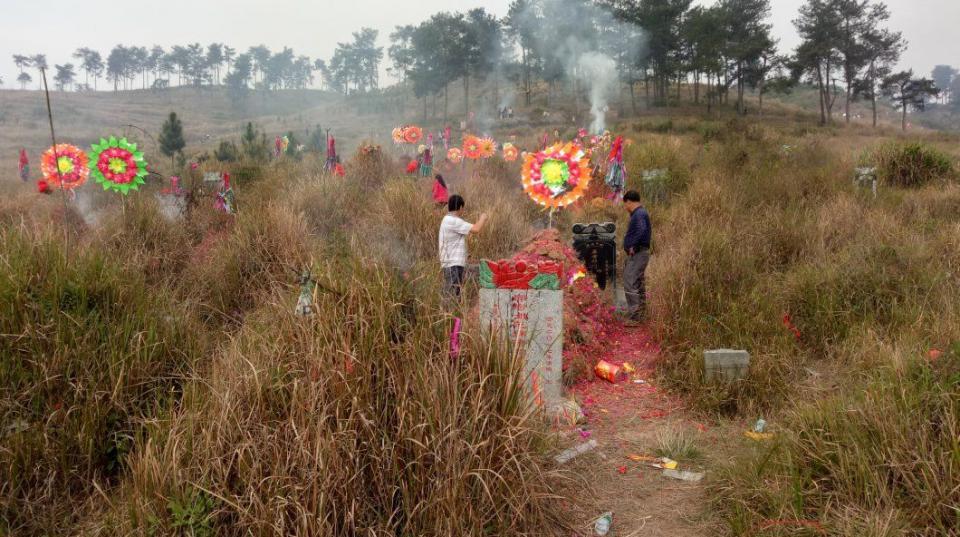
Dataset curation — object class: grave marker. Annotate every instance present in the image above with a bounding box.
[641,169,669,203]
[703,349,750,381]
[854,167,878,197]
[480,288,564,410]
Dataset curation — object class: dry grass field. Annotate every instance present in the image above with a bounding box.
[1,85,958,535]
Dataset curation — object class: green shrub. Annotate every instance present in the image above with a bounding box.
[214,140,240,162]
[874,142,953,188]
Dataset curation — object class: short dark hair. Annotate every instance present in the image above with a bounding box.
[623,190,641,203]
[448,194,465,212]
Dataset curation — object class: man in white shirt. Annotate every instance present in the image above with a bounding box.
[439,194,488,300]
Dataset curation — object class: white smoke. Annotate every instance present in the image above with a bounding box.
[576,52,617,134]
[71,190,104,227]
[499,87,516,112]
[511,0,647,135]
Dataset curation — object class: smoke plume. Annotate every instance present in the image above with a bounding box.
[576,52,617,133]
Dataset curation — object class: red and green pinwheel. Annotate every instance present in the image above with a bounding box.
[89,137,149,194]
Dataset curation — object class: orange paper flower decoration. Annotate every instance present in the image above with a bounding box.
[479,137,496,159]
[462,135,482,160]
[447,147,464,163]
[403,126,423,144]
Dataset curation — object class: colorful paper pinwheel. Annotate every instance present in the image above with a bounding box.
[392,127,405,145]
[447,147,463,164]
[521,142,592,208]
[462,135,482,160]
[502,143,519,162]
[41,144,89,190]
[89,137,149,194]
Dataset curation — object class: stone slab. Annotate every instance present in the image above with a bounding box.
[703,349,750,382]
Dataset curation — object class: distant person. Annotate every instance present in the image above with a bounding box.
[439,195,488,300]
[622,190,651,325]
[432,174,449,207]
[418,146,433,178]
[18,149,29,182]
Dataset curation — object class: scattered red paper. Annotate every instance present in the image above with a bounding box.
[782,313,802,341]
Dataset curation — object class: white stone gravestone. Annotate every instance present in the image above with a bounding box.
[480,289,564,410]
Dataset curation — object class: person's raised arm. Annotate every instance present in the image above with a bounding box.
[470,213,489,234]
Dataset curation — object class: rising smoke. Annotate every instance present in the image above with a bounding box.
[576,52,617,133]
[515,0,647,135]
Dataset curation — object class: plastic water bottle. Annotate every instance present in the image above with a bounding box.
[753,419,767,433]
[594,512,613,536]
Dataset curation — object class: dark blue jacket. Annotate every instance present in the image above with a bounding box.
[623,206,651,252]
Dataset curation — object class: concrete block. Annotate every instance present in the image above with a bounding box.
[854,167,878,197]
[703,349,750,382]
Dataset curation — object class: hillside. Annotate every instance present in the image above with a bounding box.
[4,83,956,183]
[0,87,399,177]
[1,84,959,535]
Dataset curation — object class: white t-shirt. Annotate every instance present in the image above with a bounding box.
[438,214,473,268]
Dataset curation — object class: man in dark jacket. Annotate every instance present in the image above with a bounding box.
[621,190,651,324]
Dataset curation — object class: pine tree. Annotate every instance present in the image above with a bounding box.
[214,140,240,162]
[159,112,186,171]
[241,122,269,162]
[882,71,940,131]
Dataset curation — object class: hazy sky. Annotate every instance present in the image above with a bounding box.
[1,0,957,87]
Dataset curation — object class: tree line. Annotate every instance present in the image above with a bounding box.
[385,0,938,128]
[5,0,951,129]
[11,43,317,93]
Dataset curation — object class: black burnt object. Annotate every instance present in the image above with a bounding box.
[572,222,617,290]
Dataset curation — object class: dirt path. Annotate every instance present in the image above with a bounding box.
[560,323,728,536]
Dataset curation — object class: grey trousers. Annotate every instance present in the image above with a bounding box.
[623,249,650,319]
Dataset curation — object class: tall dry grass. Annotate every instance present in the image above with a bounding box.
[648,123,960,414]
[0,141,564,535]
[641,119,960,533]
[97,261,566,536]
[0,224,206,534]
[714,350,960,535]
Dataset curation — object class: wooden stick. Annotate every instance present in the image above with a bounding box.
[41,68,67,206]
[41,67,70,258]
